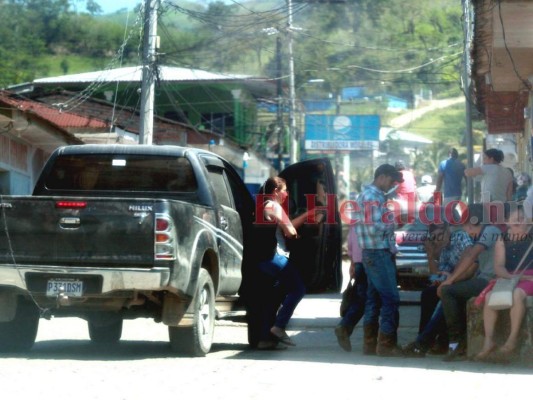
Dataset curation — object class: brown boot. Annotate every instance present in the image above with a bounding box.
[363,323,379,355]
[376,331,404,357]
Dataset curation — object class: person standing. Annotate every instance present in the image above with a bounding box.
[464,148,513,202]
[436,148,465,208]
[334,225,367,352]
[416,175,437,203]
[437,203,502,361]
[253,176,321,349]
[394,160,417,212]
[355,164,404,357]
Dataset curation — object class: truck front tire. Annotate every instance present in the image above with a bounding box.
[169,269,215,356]
[0,297,39,353]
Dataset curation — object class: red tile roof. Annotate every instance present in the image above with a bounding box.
[0,92,108,131]
[0,90,221,145]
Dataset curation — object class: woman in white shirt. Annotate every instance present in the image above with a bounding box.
[465,148,513,202]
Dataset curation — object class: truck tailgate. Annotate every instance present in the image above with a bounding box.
[0,197,156,267]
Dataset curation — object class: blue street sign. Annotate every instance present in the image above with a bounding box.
[304,114,380,151]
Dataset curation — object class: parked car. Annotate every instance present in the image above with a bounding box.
[394,216,430,290]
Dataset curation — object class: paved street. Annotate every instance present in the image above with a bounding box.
[1,290,530,400]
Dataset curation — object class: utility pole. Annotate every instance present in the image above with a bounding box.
[462,0,474,203]
[139,0,159,145]
[287,0,298,164]
[276,36,284,171]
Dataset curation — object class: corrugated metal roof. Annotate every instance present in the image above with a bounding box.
[34,66,252,84]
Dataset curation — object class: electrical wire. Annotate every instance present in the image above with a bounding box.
[110,8,132,139]
[297,29,462,54]
[497,0,532,90]
[56,5,144,113]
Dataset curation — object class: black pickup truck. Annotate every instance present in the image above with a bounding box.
[0,144,341,355]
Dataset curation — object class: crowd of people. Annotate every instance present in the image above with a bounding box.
[248,147,532,365]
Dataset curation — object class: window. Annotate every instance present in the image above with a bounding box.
[44,154,198,192]
[207,169,232,208]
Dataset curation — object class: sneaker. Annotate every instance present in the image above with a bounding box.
[334,325,352,352]
[442,342,466,362]
[402,341,426,358]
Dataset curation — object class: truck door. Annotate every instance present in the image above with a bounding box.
[280,158,342,292]
[203,163,243,295]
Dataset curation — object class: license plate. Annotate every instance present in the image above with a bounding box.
[46,279,84,297]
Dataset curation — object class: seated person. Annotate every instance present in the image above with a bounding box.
[475,205,533,362]
[403,220,474,357]
[437,203,503,361]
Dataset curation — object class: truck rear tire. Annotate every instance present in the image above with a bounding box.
[169,269,215,356]
[0,297,39,352]
[88,319,123,344]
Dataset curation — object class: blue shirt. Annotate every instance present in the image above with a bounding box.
[438,158,465,198]
[355,184,395,250]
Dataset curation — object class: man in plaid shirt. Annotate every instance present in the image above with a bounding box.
[355,164,404,356]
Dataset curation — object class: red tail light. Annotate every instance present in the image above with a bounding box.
[155,214,176,260]
[56,201,87,209]
[156,218,169,231]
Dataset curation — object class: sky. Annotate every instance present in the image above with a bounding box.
[93,1,231,15]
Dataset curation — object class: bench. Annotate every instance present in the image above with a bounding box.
[467,296,533,363]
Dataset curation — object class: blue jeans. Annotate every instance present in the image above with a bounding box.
[362,249,400,335]
[258,253,289,277]
[415,285,448,350]
[339,263,367,334]
[274,261,306,329]
[416,301,445,349]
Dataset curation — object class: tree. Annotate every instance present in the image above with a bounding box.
[84,0,102,15]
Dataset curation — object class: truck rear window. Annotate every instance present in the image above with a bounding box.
[44,154,198,192]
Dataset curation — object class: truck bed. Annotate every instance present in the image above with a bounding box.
[0,196,157,267]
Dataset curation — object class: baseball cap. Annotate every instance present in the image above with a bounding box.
[375,163,404,183]
[395,160,405,170]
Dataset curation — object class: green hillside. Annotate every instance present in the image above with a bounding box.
[0,0,475,158]
[1,1,464,92]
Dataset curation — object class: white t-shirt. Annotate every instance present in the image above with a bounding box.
[480,164,512,202]
[264,200,290,255]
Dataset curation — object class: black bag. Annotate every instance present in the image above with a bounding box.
[340,279,356,317]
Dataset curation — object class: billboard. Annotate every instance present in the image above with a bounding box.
[304,114,380,151]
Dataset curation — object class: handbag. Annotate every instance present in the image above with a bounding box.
[340,279,356,317]
[486,276,519,310]
[487,240,533,311]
